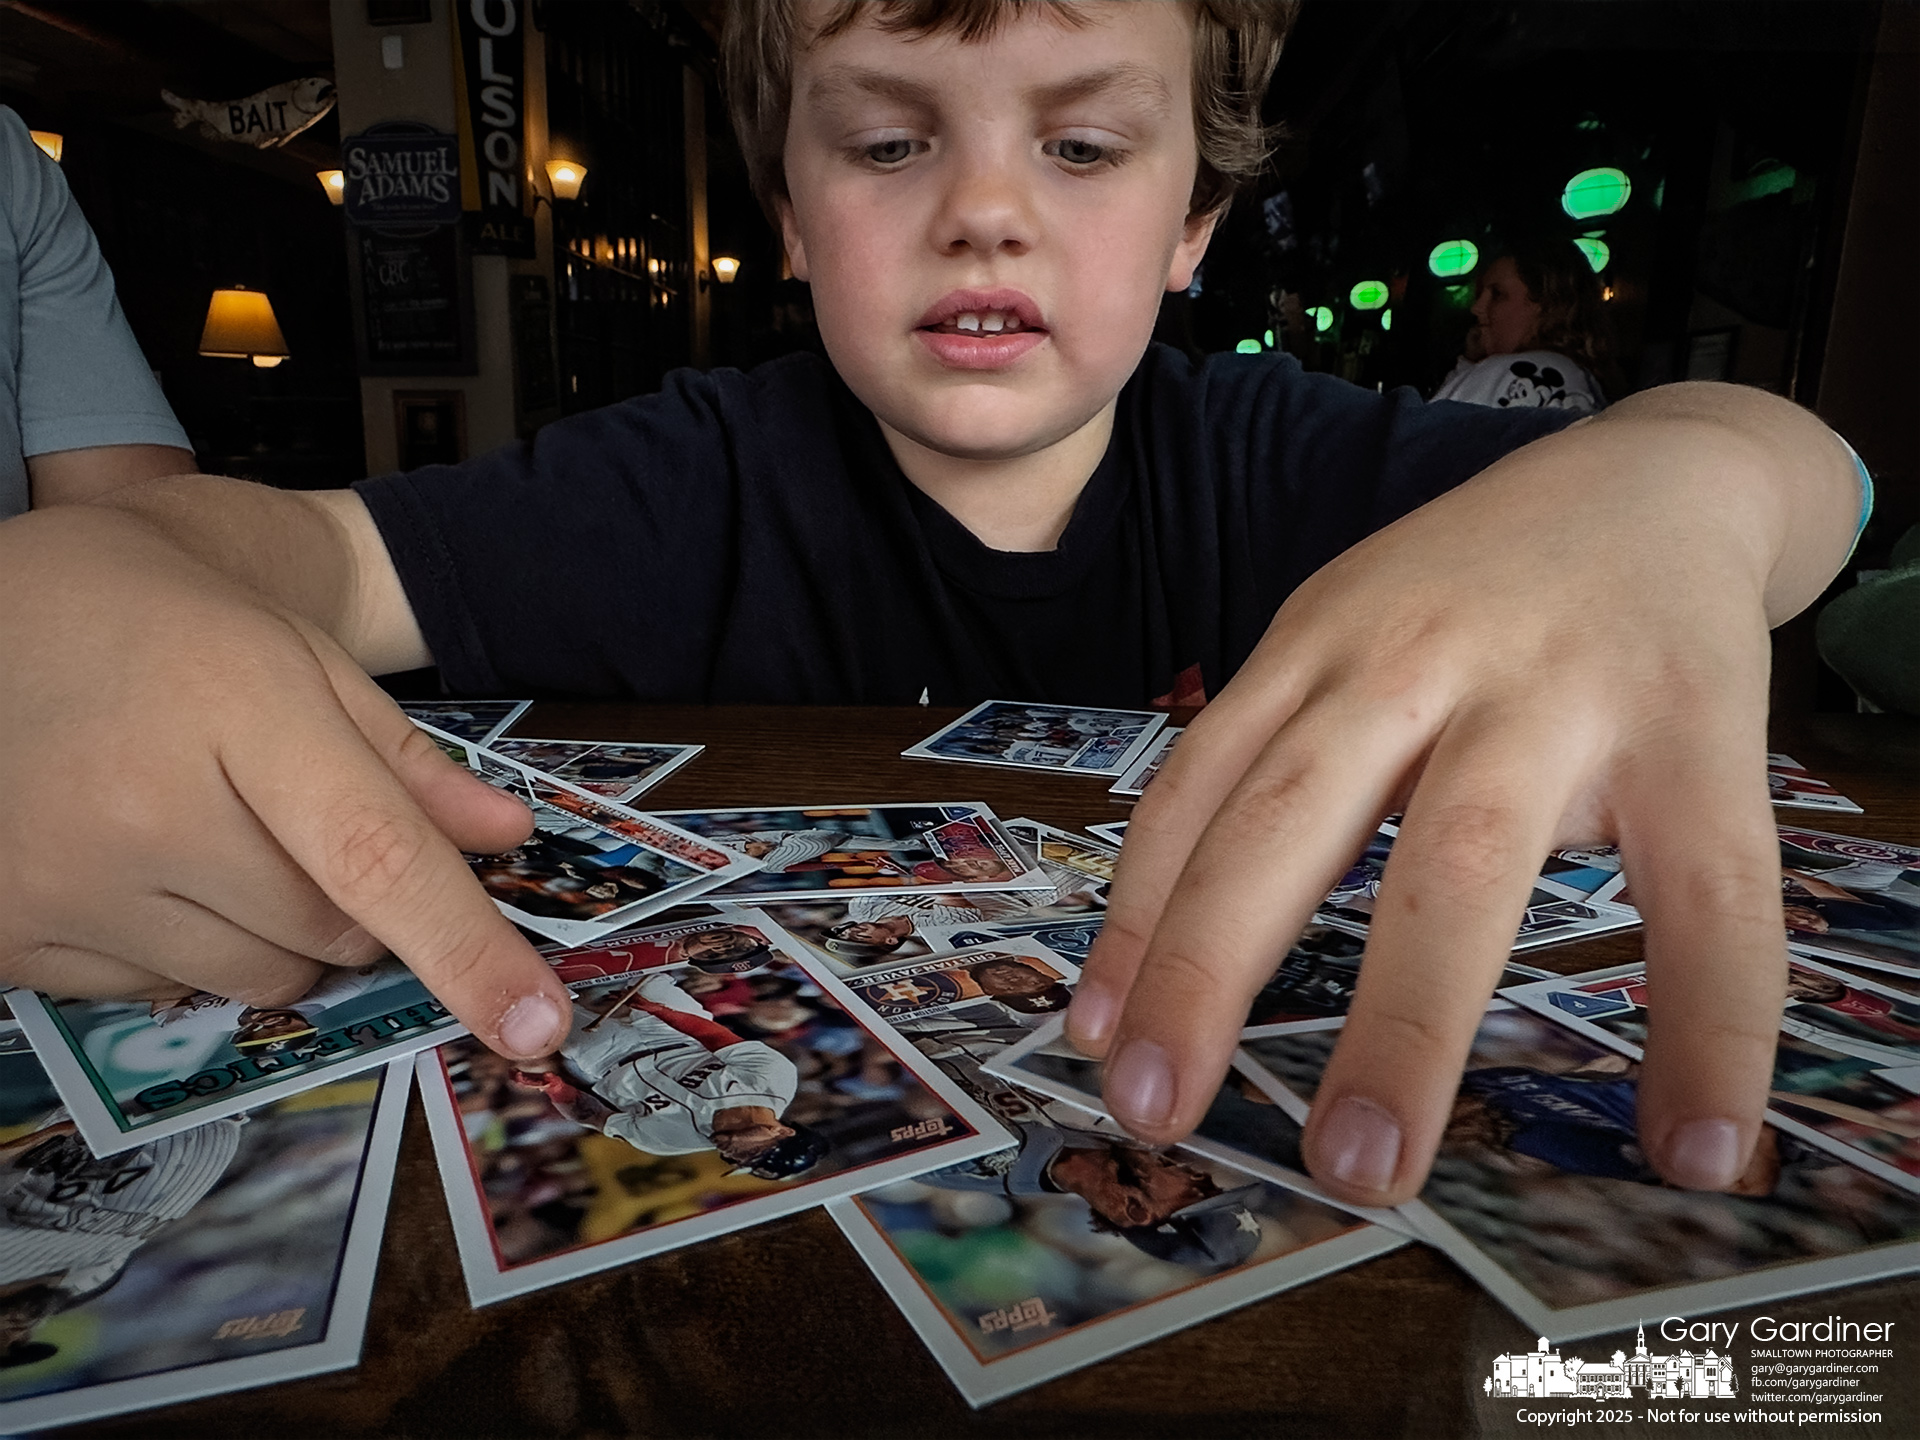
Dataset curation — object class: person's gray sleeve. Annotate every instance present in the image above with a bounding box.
[4,108,190,462]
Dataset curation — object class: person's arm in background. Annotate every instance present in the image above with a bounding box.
[29,443,196,507]
[1,106,196,513]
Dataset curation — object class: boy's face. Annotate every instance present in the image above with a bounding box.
[780,2,1214,468]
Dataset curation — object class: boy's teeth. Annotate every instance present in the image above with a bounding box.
[947,311,1022,334]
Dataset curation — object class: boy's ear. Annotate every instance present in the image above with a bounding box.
[775,196,811,283]
[1164,206,1223,293]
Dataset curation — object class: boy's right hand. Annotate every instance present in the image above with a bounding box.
[0,505,574,1059]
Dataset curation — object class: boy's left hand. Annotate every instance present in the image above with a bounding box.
[1066,382,1864,1208]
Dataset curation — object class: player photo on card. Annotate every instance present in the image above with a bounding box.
[655,803,1045,902]
[488,738,701,803]
[0,1024,406,1432]
[983,1019,1410,1234]
[415,724,760,947]
[1318,827,1641,952]
[416,944,1008,1306]
[1237,1007,1920,1341]
[827,945,1401,1405]
[1498,964,1920,1194]
[1109,726,1179,799]
[1769,752,1865,814]
[397,699,529,745]
[533,904,799,987]
[902,701,1167,778]
[10,959,453,1157]
[1777,826,1920,978]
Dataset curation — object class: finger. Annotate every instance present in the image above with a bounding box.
[1096,697,1430,1144]
[1067,679,1311,1055]
[6,943,198,1002]
[218,640,570,1060]
[36,893,326,1005]
[1616,717,1783,1192]
[311,642,535,856]
[1299,711,1586,1207]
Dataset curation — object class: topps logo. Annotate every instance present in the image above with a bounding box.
[890,1118,951,1142]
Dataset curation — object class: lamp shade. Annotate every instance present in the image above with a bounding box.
[544,159,586,200]
[317,169,346,204]
[29,131,63,163]
[710,255,740,284]
[199,287,289,364]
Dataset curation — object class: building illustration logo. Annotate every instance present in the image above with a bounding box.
[1486,1325,1738,1400]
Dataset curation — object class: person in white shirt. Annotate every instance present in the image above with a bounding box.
[1431,238,1614,413]
[511,973,828,1180]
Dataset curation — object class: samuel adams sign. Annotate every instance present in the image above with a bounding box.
[341,120,462,228]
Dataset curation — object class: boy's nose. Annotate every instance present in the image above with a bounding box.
[930,152,1036,259]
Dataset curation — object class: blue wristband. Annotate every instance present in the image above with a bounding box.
[1840,434,1874,559]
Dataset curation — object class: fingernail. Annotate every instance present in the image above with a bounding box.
[1317,1096,1403,1195]
[1662,1118,1744,1190]
[1066,985,1119,1050]
[321,925,383,967]
[1105,1039,1175,1132]
[499,995,566,1057]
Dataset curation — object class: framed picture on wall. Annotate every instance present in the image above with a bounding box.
[393,390,466,470]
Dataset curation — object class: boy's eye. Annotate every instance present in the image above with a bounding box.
[862,138,922,166]
[1045,137,1116,168]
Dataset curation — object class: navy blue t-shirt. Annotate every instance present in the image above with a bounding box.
[355,345,1575,707]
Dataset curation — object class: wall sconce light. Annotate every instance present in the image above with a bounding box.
[199,286,290,368]
[699,256,740,291]
[317,169,346,204]
[29,131,63,163]
[543,159,586,201]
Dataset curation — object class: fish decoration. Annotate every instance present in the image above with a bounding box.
[161,77,336,149]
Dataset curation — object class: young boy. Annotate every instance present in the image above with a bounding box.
[0,0,1867,1214]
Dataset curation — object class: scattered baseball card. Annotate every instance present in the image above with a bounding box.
[397,699,529,745]
[924,916,1107,966]
[902,701,1168,778]
[654,803,1046,902]
[488,738,702,803]
[1237,1006,1920,1341]
[1498,962,1920,1194]
[1539,845,1628,903]
[1003,818,1119,886]
[418,724,762,947]
[1769,752,1865,815]
[828,945,1402,1406]
[1085,820,1128,846]
[1778,825,1920,978]
[1108,726,1180,799]
[10,959,454,1157]
[417,939,1009,1306]
[0,1026,408,1431]
[1318,826,1641,952]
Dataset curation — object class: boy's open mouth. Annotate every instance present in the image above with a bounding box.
[915,289,1048,368]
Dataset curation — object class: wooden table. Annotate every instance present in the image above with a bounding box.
[65,708,1920,1439]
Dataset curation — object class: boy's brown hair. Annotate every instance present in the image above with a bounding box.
[723,0,1298,221]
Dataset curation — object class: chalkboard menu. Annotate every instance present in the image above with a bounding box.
[351,225,475,375]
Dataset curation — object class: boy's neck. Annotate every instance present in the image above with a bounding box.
[879,401,1117,554]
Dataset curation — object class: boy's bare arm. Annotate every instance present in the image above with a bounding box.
[0,483,572,1060]
[1069,381,1862,1208]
